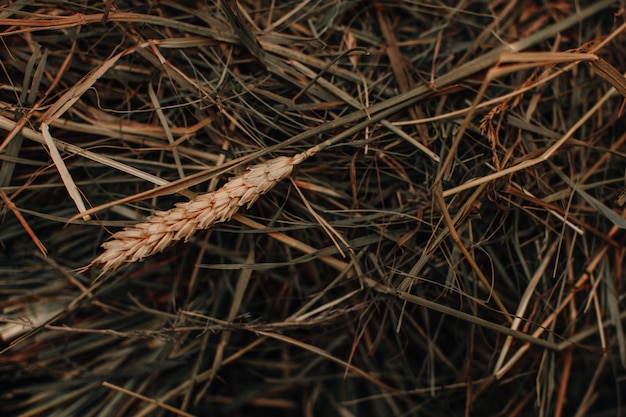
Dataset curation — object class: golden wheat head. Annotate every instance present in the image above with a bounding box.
[91,149,317,272]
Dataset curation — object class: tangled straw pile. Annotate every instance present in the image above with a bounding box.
[1,0,625,416]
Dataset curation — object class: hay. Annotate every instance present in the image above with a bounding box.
[1,0,625,415]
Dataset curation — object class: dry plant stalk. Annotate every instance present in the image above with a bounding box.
[92,148,318,272]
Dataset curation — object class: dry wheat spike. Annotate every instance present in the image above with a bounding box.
[91,148,318,272]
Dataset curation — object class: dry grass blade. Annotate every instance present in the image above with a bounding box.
[0,188,46,255]
[101,382,196,417]
[493,242,558,373]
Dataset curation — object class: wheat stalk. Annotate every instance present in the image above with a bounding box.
[91,148,318,272]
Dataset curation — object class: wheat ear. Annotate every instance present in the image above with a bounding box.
[92,148,318,272]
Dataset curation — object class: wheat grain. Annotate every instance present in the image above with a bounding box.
[92,148,318,272]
